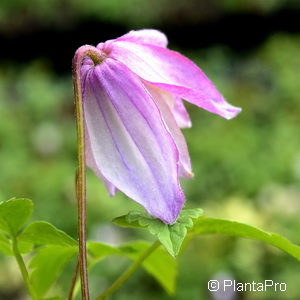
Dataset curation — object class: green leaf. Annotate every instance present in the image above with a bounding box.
[0,235,32,256]
[191,217,300,261]
[19,221,77,247]
[113,211,146,228]
[29,245,77,298]
[88,241,177,294]
[0,232,12,255]
[42,297,63,300]
[120,241,177,294]
[88,242,119,261]
[113,209,203,257]
[18,240,33,254]
[0,198,33,236]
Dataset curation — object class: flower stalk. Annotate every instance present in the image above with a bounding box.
[72,45,103,300]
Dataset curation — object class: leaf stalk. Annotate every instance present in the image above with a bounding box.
[95,240,160,300]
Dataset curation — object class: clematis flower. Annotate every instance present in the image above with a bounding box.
[80,29,241,224]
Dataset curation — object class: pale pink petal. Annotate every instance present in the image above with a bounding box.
[173,97,192,128]
[115,29,168,48]
[82,66,117,196]
[85,131,117,196]
[105,41,241,119]
[145,84,193,178]
[83,58,184,223]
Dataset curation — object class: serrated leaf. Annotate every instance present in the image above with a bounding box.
[29,245,77,298]
[179,208,203,220]
[113,211,147,229]
[0,198,33,236]
[88,241,177,294]
[19,221,77,247]
[191,217,300,261]
[113,209,203,257]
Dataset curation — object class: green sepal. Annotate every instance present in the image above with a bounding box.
[113,208,203,257]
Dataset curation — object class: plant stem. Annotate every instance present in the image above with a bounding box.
[95,240,160,300]
[68,257,80,300]
[12,235,38,300]
[72,45,104,300]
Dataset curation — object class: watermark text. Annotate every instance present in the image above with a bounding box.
[208,279,287,293]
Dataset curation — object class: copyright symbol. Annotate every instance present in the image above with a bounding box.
[208,280,219,292]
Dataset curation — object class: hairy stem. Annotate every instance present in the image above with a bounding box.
[95,240,160,300]
[72,45,104,300]
[12,235,37,300]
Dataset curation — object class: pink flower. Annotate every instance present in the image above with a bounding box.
[80,29,241,224]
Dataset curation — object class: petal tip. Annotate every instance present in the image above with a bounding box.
[150,190,185,224]
[223,106,242,120]
[188,171,194,178]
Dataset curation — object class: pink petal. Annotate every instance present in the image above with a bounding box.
[83,58,184,223]
[145,84,193,178]
[172,97,192,128]
[82,58,118,197]
[115,29,168,48]
[105,41,241,119]
[85,130,117,196]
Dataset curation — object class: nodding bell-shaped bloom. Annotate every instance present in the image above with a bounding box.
[80,29,241,224]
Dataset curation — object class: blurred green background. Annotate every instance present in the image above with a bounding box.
[1,0,300,299]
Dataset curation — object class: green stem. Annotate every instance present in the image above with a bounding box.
[95,240,160,300]
[72,45,104,300]
[12,235,38,300]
